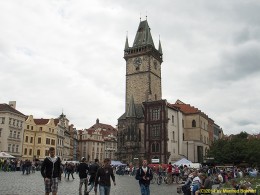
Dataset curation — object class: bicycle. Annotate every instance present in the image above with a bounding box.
[157,171,167,185]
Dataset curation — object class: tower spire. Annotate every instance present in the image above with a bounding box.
[158,36,163,54]
[126,95,136,118]
[124,32,129,50]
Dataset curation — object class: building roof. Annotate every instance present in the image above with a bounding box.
[133,20,155,48]
[170,99,208,118]
[85,119,117,138]
[0,103,25,117]
[34,118,59,126]
[118,103,144,120]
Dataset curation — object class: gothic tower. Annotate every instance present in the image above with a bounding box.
[124,19,163,110]
[117,19,163,164]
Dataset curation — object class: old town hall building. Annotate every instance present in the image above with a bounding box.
[116,19,167,164]
[116,19,223,165]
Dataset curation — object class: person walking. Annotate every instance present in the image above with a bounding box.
[94,158,116,195]
[78,157,89,195]
[135,159,153,195]
[67,162,75,180]
[86,159,100,195]
[41,147,61,195]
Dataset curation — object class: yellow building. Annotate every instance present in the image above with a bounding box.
[22,117,58,161]
[22,115,37,160]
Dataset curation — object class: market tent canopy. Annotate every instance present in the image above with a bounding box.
[173,158,192,166]
[0,152,16,158]
[111,160,126,166]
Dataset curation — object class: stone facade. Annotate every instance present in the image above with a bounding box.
[117,19,164,164]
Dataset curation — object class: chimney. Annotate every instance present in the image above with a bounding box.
[96,118,99,124]
[9,101,16,109]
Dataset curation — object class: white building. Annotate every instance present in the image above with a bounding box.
[0,101,26,158]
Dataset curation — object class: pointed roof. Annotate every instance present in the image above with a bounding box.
[126,95,136,118]
[124,35,129,50]
[133,20,155,47]
[158,39,163,54]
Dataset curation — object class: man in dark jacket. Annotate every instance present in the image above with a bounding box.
[78,157,89,195]
[94,158,116,195]
[87,158,99,195]
[41,147,61,195]
[135,159,153,195]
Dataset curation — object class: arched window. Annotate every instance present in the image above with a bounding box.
[151,142,160,153]
[152,143,156,152]
[192,120,196,127]
[156,143,160,152]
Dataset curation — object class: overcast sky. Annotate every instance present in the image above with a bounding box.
[1,0,260,135]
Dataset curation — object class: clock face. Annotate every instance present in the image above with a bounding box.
[133,57,142,68]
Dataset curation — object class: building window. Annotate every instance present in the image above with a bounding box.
[151,142,160,153]
[172,131,175,141]
[172,115,174,124]
[49,128,51,132]
[27,125,29,129]
[192,120,196,127]
[30,137,33,143]
[37,149,40,156]
[9,118,11,125]
[31,126,33,130]
[151,124,160,138]
[45,150,49,156]
[51,139,55,145]
[29,149,32,156]
[10,130,13,138]
[17,132,20,139]
[12,144,15,152]
[20,122,22,128]
[151,108,160,121]
[39,127,42,131]
[8,144,11,152]
[13,131,16,138]
[38,137,41,144]
[0,128,2,137]
[25,136,28,142]
[24,148,27,155]
[16,145,19,153]
[46,138,50,145]
[182,119,184,128]
[1,117,5,124]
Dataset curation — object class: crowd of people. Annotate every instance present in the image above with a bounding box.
[0,158,40,174]
[1,152,259,195]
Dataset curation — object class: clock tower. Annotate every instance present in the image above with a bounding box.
[124,19,163,110]
[117,19,164,164]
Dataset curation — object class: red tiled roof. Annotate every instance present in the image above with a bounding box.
[169,100,208,118]
[34,118,59,126]
[34,119,50,125]
[0,103,25,117]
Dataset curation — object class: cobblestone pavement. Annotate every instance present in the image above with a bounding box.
[0,171,178,195]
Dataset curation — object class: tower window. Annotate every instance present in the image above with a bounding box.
[192,120,196,127]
